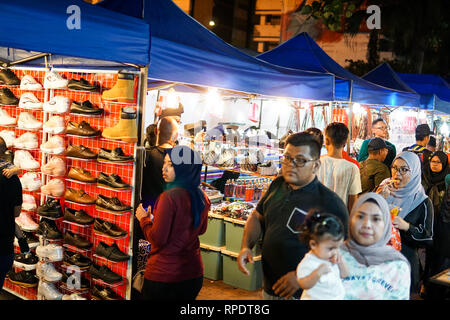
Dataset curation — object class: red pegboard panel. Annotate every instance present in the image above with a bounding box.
[3,67,139,300]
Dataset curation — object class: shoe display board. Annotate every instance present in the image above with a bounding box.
[2,66,141,300]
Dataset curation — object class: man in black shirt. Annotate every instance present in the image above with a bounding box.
[237,132,349,299]
[0,171,23,289]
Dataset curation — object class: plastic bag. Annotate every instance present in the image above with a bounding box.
[387,206,402,251]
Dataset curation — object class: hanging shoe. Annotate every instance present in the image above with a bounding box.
[20,75,43,91]
[101,107,137,143]
[43,70,68,89]
[0,68,20,85]
[101,71,135,103]
[19,92,43,109]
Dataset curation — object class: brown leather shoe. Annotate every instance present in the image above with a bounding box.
[65,144,97,159]
[64,188,95,204]
[67,167,97,183]
[96,195,131,213]
[66,121,100,137]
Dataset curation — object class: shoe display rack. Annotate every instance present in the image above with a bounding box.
[2,66,141,300]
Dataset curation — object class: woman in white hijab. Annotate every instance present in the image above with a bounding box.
[341,192,411,299]
[377,151,433,296]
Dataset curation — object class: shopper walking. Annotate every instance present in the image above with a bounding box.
[317,122,361,211]
[135,145,210,301]
[237,132,349,300]
[377,151,433,296]
[0,165,23,289]
[359,138,391,194]
[358,118,397,167]
[341,193,411,299]
[402,123,432,166]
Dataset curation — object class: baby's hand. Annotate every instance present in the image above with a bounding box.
[330,253,340,265]
[317,263,331,277]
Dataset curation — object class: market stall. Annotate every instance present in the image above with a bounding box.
[0,0,150,300]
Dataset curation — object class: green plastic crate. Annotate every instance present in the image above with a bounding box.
[223,217,261,255]
[221,248,262,291]
[200,243,224,281]
[199,213,225,247]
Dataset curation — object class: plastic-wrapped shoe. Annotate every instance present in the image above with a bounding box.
[43,116,66,134]
[15,211,39,232]
[13,150,40,170]
[37,281,63,300]
[20,75,43,91]
[20,172,42,191]
[14,132,39,149]
[0,108,16,126]
[17,112,42,130]
[36,243,64,262]
[40,136,65,154]
[0,130,15,147]
[43,70,68,89]
[36,261,63,282]
[18,92,43,109]
[41,178,65,197]
[41,156,66,176]
[62,293,87,300]
[43,96,70,113]
[22,194,37,212]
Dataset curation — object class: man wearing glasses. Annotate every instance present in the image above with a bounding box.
[358,118,397,167]
[237,132,349,300]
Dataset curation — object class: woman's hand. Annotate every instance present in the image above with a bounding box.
[135,204,151,222]
[3,167,20,178]
[393,216,410,231]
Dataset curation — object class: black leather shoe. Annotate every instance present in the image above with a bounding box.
[0,87,19,105]
[64,231,92,249]
[96,195,131,213]
[70,100,103,115]
[92,284,122,300]
[95,241,130,262]
[0,68,20,85]
[36,219,62,239]
[37,199,63,218]
[63,251,91,270]
[98,148,133,163]
[94,218,127,239]
[68,78,99,92]
[64,208,94,225]
[90,263,123,284]
[61,272,90,291]
[97,172,131,190]
[6,270,38,287]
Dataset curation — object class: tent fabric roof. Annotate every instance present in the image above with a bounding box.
[98,0,335,101]
[362,63,417,93]
[0,0,150,66]
[257,33,420,107]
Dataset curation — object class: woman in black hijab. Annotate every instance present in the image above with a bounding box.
[421,151,450,299]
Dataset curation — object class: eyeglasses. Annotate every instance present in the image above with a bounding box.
[373,126,389,131]
[391,166,410,175]
[281,154,317,168]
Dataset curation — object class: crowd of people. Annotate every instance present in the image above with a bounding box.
[1,108,449,301]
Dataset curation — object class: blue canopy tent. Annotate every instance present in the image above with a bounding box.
[257,32,420,107]
[396,73,450,115]
[0,0,151,67]
[97,0,335,102]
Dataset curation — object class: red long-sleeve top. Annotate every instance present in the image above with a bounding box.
[139,187,211,282]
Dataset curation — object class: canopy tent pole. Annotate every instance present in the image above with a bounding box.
[347,80,354,154]
[0,52,50,68]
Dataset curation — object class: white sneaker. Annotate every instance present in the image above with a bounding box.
[43,96,69,113]
[38,281,63,300]
[41,156,66,176]
[14,132,39,149]
[18,112,42,130]
[18,92,43,109]
[13,150,40,170]
[0,130,16,147]
[62,293,86,300]
[20,75,43,91]
[43,70,68,89]
[36,261,63,282]
[22,194,37,211]
[43,116,65,134]
[41,178,65,197]
[20,172,42,191]
[36,243,64,262]
[40,136,65,154]
[0,108,16,126]
[15,211,39,231]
